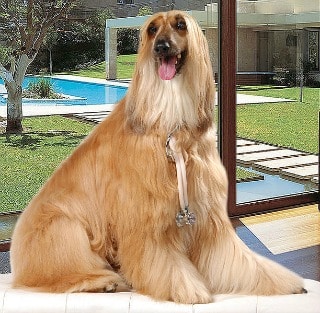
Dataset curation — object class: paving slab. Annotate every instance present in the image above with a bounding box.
[237,149,303,165]
[0,104,115,118]
[237,93,295,104]
[237,139,256,146]
[254,155,318,172]
[71,111,111,123]
[281,164,319,180]
[237,144,278,155]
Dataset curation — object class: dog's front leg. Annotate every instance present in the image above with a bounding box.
[118,235,212,304]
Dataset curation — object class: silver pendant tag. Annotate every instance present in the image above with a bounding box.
[175,207,196,227]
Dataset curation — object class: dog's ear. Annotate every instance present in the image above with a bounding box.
[183,14,215,133]
[125,67,149,134]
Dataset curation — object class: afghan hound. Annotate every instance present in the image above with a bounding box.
[10,11,305,304]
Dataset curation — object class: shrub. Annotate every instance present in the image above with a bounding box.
[23,78,62,99]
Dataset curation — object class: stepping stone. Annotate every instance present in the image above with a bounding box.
[237,139,256,146]
[281,164,319,180]
[237,149,303,165]
[237,144,278,155]
[71,111,111,123]
[254,155,318,172]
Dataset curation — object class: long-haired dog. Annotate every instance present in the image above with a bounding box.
[11,11,305,304]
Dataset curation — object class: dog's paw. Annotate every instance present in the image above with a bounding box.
[103,279,131,293]
[171,286,213,304]
[293,286,308,294]
[173,292,213,304]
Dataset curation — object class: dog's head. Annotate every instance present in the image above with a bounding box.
[126,11,215,133]
[142,12,188,80]
[138,10,209,81]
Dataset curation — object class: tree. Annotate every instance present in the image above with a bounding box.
[0,0,78,133]
[137,6,153,16]
[43,27,59,75]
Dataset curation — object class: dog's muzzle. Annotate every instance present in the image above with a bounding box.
[154,39,183,81]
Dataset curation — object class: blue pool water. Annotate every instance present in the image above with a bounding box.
[0,76,128,106]
[237,172,307,204]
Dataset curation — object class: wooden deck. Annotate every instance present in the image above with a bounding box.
[69,111,319,185]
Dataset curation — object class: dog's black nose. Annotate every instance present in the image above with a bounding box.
[154,40,170,56]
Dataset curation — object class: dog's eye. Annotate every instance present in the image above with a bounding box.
[176,21,186,31]
[148,25,158,36]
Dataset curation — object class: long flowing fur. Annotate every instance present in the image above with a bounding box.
[10,11,304,304]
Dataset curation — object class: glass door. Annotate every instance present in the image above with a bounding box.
[234,0,319,214]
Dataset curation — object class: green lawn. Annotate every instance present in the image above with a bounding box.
[237,87,319,154]
[60,55,137,80]
[0,116,94,213]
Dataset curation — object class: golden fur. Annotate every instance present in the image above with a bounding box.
[11,11,304,304]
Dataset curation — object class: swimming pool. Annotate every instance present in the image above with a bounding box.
[0,76,128,106]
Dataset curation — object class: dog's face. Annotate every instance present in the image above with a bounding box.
[140,11,189,80]
[127,11,215,133]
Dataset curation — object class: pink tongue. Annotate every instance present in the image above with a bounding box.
[158,56,177,80]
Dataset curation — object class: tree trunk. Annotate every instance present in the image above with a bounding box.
[2,54,33,133]
[6,82,23,133]
[49,49,53,75]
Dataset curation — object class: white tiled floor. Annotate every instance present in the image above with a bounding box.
[0,274,319,313]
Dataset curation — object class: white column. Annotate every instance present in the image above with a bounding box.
[105,27,118,80]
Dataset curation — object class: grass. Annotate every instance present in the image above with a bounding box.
[236,167,263,183]
[237,86,319,154]
[0,116,94,213]
[59,54,137,80]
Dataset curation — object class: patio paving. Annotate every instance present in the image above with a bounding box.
[237,143,278,154]
[237,138,318,184]
[0,103,114,117]
[254,155,319,173]
[281,164,319,180]
[237,149,304,165]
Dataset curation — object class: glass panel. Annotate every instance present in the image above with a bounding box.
[236,0,319,204]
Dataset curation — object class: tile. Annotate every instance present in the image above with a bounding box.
[129,293,193,313]
[66,292,131,313]
[194,294,257,313]
[3,289,67,313]
[254,155,318,172]
[237,139,256,146]
[237,144,278,155]
[237,149,303,165]
[257,279,320,313]
[281,164,319,180]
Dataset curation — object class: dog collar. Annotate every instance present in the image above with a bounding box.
[166,132,196,227]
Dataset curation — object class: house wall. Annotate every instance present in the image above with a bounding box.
[237,28,257,72]
[205,28,219,74]
[271,31,298,71]
[80,0,210,17]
